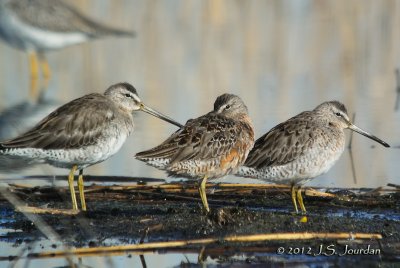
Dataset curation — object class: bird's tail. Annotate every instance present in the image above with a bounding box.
[86,20,136,38]
[95,26,136,38]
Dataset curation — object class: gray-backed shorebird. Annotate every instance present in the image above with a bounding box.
[0,82,182,211]
[136,94,255,212]
[236,101,390,214]
[0,0,135,99]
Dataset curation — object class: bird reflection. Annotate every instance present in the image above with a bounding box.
[0,93,61,172]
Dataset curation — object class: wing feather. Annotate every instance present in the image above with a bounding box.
[136,113,252,165]
[245,111,316,169]
[8,0,134,36]
[1,94,118,150]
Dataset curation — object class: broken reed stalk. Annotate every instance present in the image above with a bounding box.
[387,183,400,189]
[9,181,398,199]
[16,206,79,215]
[0,186,76,266]
[303,188,335,198]
[86,183,289,192]
[85,183,333,198]
[7,183,338,202]
[30,232,381,259]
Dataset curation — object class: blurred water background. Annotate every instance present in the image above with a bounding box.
[0,1,399,267]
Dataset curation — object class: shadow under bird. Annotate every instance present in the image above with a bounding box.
[135,94,255,213]
[0,82,182,211]
[236,101,390,214]
[0,0,135,99]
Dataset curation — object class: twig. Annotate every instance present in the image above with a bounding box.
[0,187,61,240]
[86,183,289,192]
[28,232,382,259]
[0,185,75,266]
[8,239,38,268]
[19,175,165,183]
[16,206,79,215]
[387,183,400,189]
[304,188,335,198]
[139,228,149,268]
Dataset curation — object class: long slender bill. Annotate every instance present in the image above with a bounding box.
[140,103,183,128]
[348,124,390,147]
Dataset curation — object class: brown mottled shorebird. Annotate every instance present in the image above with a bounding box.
[0,0,135,99]
[0,82,182,211]
[236,101,390,214]
[135,94,255,212]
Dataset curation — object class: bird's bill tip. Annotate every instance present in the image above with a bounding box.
[139,103,183,128]
[348,124,390,148]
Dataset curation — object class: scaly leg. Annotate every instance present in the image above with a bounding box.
[78,169,86,211]
[198,176,210,212]
[296,186,307,214]
[38,52,51,89]
[28,52,39,100]
[68,165,78,210]
[291,184,299,214]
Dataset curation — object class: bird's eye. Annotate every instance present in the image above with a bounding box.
[225,104,231,110]
[335,112,341,117]
[125,93,132,98]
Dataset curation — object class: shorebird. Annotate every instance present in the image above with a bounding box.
[135,94,255,212]
[0,82,182,211]
[236,101,390,214]
[0,0,135,99]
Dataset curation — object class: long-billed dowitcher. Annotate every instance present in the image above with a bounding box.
[135,94,255,212]
[0,0,135,99]
[236,101,390,214]
[0,82,182,211]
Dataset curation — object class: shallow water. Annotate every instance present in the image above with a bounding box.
[0,0,399,267]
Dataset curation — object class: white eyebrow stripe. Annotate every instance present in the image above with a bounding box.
[132,94,141,103]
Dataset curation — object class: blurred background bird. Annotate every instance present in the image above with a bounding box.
[0,0,135,100]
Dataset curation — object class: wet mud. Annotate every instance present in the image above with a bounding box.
[0,179,399,266]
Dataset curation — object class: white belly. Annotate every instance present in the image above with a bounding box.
[1,131,130,170]
[237,130,346,185]
[0,9,89,51]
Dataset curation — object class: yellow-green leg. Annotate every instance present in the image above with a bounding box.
[296,186,307,214]
[78,169,86,211]
[68,165,78,210]
[291,184,299,214]
[28,52,39,100]
[198,176,210,212]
